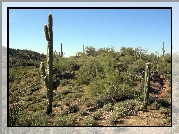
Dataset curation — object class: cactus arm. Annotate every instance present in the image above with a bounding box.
[44,24,49,41]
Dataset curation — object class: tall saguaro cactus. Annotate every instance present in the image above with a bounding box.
[39,14,60,115]
[143,63,151,109]
[44,14,53,114]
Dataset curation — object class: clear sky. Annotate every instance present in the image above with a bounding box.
[2,2,175,58]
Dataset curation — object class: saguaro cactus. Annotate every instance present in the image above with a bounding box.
[83,45,84,54]
[40,14,60,115]
[61,43,63,57]
[162,42,165,57]
[143,62,151,109]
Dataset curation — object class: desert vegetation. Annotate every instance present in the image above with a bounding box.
[8,45,172,126]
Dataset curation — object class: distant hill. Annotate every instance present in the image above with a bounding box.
[8,47,46,68]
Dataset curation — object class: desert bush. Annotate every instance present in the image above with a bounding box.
[60,79,68,86]
[103,84,135,103]
[78,109,88,116]
[9,102,49,126]
[81,116,97,126]
[159,106,171,117]
[109,111,119,125]
[61,89,70,95]
[54,115,74,126]
[25,95,36,102]
[95,97,105,108]
[74,92,82,98]
[59,109,69,116]
[157,99,171,108]
[28,103,43,112]
[148,97,157,105]
[150,101,162,110]
[39,92,46,99]
[62,97,71,106]
[113,99,142,117]
[25,111,50,126]
[128,58,146,78]
[84,101,93,108]
[88,77,107,96]
[113,103,126,117]
[68,104,79,113]
[103,103,113,112]
[26,90,33,96]
[9,103,23,126]
[75,57,103,85]
[73,85,84,92]
[91,110,102,120]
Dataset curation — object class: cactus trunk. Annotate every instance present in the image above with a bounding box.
[143,63,151,109]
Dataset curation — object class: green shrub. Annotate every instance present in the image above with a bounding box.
[109,112,119,125]
[95,97,105,108]
[75,57,103,85]
[69,104,79,113]
[103,103,113,112]
[157,99,171,108]
[159,107,171,117]
[84,101,93,108]
[91,110,102,120]
[150,101,162,110]
[81,116,97,126]
[62,97,71,106]
[78,109,88,116]
[28,103,43,112]
[103,84,135,103]
[54,115,74,126]
[26,111,50,126]
[26,90,33,96]
[25,95,36,102]
[39,93,46,99]
[148,97,157,105]
[74,92,82,98]
[59,109,69,116]
[88,77,107,96]
[60,79,68,86]
[61,89,70,95]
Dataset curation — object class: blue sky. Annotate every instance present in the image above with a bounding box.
[2,2,177,58]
